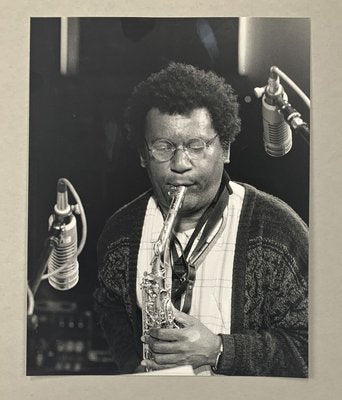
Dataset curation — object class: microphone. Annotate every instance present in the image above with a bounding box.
[255,67,292,157]
[47,179,79,290]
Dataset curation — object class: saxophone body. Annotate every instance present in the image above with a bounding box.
[141,185,187,368]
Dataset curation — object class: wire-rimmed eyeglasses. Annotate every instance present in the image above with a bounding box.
[144,134,219,162]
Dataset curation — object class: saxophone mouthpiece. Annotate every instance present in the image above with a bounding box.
[168,185,187,198]
[168,185,178,196]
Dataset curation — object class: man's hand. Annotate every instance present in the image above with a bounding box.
[134,364,146,373]
[141,308,222,371]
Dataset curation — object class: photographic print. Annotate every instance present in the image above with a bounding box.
[27,17,310,377]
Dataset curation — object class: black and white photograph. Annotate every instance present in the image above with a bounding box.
[26,17,310,377]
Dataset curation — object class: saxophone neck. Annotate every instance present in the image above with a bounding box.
[159,185,187,251]
[169,185,187,209]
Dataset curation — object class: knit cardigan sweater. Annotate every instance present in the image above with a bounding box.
[94,183,308,377]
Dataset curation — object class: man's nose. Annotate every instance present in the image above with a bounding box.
[170,148,192,173]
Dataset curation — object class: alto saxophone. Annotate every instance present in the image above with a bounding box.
[141,185,187,370]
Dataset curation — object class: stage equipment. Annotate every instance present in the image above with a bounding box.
[254,65,310,157]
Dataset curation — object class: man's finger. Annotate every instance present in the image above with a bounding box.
[148,337,185,353]
[172,307,196,326]
[148,327,184,341]
[141,359,178,371]
[153,352,188,365]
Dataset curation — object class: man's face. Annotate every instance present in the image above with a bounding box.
[141,107,228,218]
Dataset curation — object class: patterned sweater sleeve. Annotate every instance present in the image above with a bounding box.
[93,279,140,374]
[93,222,141,374]
[216,187,308,377]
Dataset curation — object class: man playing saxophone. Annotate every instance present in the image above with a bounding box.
[94,63,308,377]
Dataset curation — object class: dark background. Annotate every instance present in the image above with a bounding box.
[27,17,310,374]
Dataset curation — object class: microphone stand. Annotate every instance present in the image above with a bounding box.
[27,228,60,331]
[29,229,60,297]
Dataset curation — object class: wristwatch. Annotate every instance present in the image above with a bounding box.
[211,334,224,373]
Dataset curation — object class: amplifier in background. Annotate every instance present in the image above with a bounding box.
[27,300,118,375]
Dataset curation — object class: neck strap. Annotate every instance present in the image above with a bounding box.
[171,171,232,313]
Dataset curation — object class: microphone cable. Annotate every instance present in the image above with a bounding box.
[270,66,310,109]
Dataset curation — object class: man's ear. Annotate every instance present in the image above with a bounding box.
[138,139,149,168]
[223,144,231,164]
[139,152,147,168]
